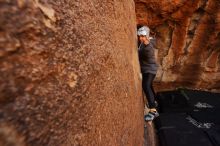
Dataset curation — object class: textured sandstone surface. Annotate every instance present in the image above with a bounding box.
[0,0,144,146]
[135,0,220,91]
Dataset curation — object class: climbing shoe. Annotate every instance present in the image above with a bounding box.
[144,109,159,121]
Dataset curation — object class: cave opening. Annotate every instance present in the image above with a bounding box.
[134,1,220,146]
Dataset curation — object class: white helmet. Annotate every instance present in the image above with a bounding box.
[137,26,150,37]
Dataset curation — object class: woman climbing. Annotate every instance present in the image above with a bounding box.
[137,26,159,121]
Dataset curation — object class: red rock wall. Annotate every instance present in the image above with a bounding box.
[135,0,220,91]
[0,0,144,146]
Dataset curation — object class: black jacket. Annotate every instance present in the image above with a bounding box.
[138,40,158,74]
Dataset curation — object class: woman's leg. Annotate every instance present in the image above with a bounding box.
[142,73,156,109]
[151,84,156,97]
[151,82,158,105]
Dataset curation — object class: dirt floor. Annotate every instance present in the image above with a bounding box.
[144,121,159,146]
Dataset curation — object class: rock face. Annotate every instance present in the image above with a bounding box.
[135,0,220,91]
[0,1,144,146]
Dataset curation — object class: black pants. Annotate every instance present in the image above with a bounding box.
[142,73,157,108]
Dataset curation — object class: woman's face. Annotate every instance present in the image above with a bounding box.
[139,35,149,44]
